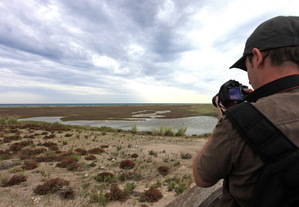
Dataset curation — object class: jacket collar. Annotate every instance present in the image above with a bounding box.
[246,74,299,102]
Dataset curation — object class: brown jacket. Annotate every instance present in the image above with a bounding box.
[196,88,299,207]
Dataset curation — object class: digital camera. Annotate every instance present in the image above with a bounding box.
[212,80,249,109]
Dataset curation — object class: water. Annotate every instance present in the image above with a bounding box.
[19,116,218,136]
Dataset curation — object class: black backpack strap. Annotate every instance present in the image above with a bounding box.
[226,102,298,163]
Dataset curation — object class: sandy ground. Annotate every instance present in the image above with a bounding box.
[0,124,207,207]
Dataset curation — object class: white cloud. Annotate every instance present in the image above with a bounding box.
[123,77,211,103]
[0,68,111,96]
[127,44,145,58]
[0,92,46,104]
[1,0,299,103]
[91,55,115,67]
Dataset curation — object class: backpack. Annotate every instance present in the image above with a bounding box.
[226,102,299,207]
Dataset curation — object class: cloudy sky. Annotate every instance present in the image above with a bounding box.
[0,0,298,104]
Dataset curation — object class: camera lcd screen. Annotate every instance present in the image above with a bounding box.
[228,88,243,101]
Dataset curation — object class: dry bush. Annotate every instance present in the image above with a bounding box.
[44,134,55,139]
[75,148,87,155]
[118,172,143,182]
[35,155,58,162]
[23,134,35,139]
[37,142,59,151]
[66,162,80,171]
[85,154,96,160]
[65,133,73,137]
[105,184,128,201]
[22,160,38,170]
[157,166,170,176]
[33,178,69,195]
[19,148,47,160]
[131,153,139,158]
[56,157,78,168]
[94,172,114,182]
[119,160,135,169]
[2,175,27,187]
[87,148,104,154]
[139,187,163,202]
[3,136,21,143]
[9,141,33,152]
[58,186,75,199]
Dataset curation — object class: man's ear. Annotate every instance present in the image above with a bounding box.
[251,48,264,68]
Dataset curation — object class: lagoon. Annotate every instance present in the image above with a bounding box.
[19,116,218,136]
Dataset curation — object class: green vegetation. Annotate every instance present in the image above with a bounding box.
[164,175,193,195]
[0,116,19,126]
[123,182,136,195]
[150,127,187,137]
[89,191,109,206]
[0,104,217,121]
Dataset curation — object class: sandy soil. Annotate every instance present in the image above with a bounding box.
[0,124,207,207]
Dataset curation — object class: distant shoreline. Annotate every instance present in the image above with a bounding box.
[0,103,208,108]
[0,104,217,121]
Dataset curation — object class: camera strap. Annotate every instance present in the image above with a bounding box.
[226,102,298,163]
[246,74,299,102]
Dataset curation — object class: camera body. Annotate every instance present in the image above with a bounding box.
[212,80,248,109]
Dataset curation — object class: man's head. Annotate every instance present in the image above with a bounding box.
[230,16,299,89]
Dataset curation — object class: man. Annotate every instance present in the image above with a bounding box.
[193,16,299,207]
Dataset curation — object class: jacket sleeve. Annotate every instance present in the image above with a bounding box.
[195,117,236,183]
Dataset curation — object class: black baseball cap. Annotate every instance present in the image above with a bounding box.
[230,16,299,70]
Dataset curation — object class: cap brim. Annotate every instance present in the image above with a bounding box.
[229,56,247,71]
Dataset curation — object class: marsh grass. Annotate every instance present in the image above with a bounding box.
[89,191,109,206]
[0,115,205,206]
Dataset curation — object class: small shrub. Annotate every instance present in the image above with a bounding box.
[89,191,108,206]
[75,148,87,155]
[124,182,136,195]
[150,180,162,189]
[180,153,192,160]
[175,128,187,136]
[157,166,170,176]
[35,155,58,162]
[105,184,128,201]
[85,154,97,160]
[119,160,135,170]
[19,148,47,160]
[0,154,11,161]
[56,157,78,168]
[67,162,80,171]
[3,135,21,143]
[9,141,33,152]
[131,153,138,158]
[164,175,192,195]
[38,142,59,151]
[95,172,114,183]
[58,186,75,199]
[148,150,158,157]
[33,178,69,195]
[22,160,38,170]
[2,175,27,187]
[139,187,163,202]
[44,134,55,139]
[65,133,73,137]
[130,125,138,134]
[88,148,104,154]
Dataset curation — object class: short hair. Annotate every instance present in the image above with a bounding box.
[248,46,299,67]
